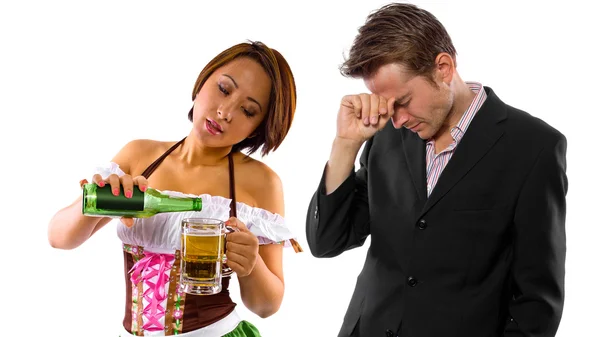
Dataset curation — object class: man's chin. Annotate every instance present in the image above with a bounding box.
[410,127,431,140]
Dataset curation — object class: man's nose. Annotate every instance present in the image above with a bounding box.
[393,111,409,127]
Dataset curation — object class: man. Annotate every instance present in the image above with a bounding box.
[305,3,567,337]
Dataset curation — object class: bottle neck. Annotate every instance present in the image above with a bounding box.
[193,197,202,211]
[144,189,203,213]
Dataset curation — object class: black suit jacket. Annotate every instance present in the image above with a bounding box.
[306,87,567,337]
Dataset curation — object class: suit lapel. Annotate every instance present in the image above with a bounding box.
[420,87,507,216]
[401,129,427,201]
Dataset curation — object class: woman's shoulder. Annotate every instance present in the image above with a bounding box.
[234,153,282,187]
[121,139,176,153]
[234,152,284,214]
[113,139,181,174]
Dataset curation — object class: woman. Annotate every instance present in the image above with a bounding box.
[48,40,301,337]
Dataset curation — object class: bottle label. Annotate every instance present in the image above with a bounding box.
[96,185,144,211]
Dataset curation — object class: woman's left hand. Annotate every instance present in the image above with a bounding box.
[224,217,259,277]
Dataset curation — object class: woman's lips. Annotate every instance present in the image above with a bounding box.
[205,119,223,135]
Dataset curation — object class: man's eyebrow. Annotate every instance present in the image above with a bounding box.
[396,93,411,103]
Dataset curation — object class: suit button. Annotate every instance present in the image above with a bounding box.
[385,329,395,337]
[407,276,418,287]
[314,206,318,219]
[417,219,427,229]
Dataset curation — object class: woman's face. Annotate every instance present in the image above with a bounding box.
[192,57,272,148]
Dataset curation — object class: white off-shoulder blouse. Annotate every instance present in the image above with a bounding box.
[94,162,298,253]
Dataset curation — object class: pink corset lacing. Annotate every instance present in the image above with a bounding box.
[130,251,176,332]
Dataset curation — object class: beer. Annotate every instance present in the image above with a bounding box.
[181,234,224,282]
[179,218,230,295]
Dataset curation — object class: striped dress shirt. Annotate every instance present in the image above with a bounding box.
[426,82,487,197]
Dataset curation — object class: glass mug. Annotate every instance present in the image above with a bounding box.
[179,218,237,295]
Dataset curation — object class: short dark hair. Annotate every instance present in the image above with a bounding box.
[188,41,297,156]
[340,3,456,82]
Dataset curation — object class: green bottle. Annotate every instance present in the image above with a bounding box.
[82,184,202,218]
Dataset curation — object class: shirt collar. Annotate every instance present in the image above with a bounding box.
[428,81,487,145]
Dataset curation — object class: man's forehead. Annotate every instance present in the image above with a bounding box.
[365,65,411,95]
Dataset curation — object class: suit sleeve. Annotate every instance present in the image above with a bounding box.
[305,139,372,258]
[504,134,568,336]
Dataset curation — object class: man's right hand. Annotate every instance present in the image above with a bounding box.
[324,93,395,195]
[336,93,396,146]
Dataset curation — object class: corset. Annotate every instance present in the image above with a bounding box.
[116,193,297,335]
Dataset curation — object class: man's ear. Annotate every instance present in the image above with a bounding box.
[434,52,455,85]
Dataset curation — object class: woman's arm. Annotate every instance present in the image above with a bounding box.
[47,140,144,249]
[238,243,284,318]
[48,195,113,249]
[236,166,286,318]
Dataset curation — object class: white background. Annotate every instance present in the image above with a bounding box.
[1,0,598,336]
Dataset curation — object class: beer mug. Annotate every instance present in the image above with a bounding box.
[179,218,236,295]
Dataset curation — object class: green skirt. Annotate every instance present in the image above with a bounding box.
[222,320,261,337]
[119,320,260,337]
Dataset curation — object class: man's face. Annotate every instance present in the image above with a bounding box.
[364,62,453,140]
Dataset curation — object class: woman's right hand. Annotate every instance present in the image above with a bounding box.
[91,173,149,228]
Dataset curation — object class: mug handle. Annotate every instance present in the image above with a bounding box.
[222,226,239,277]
